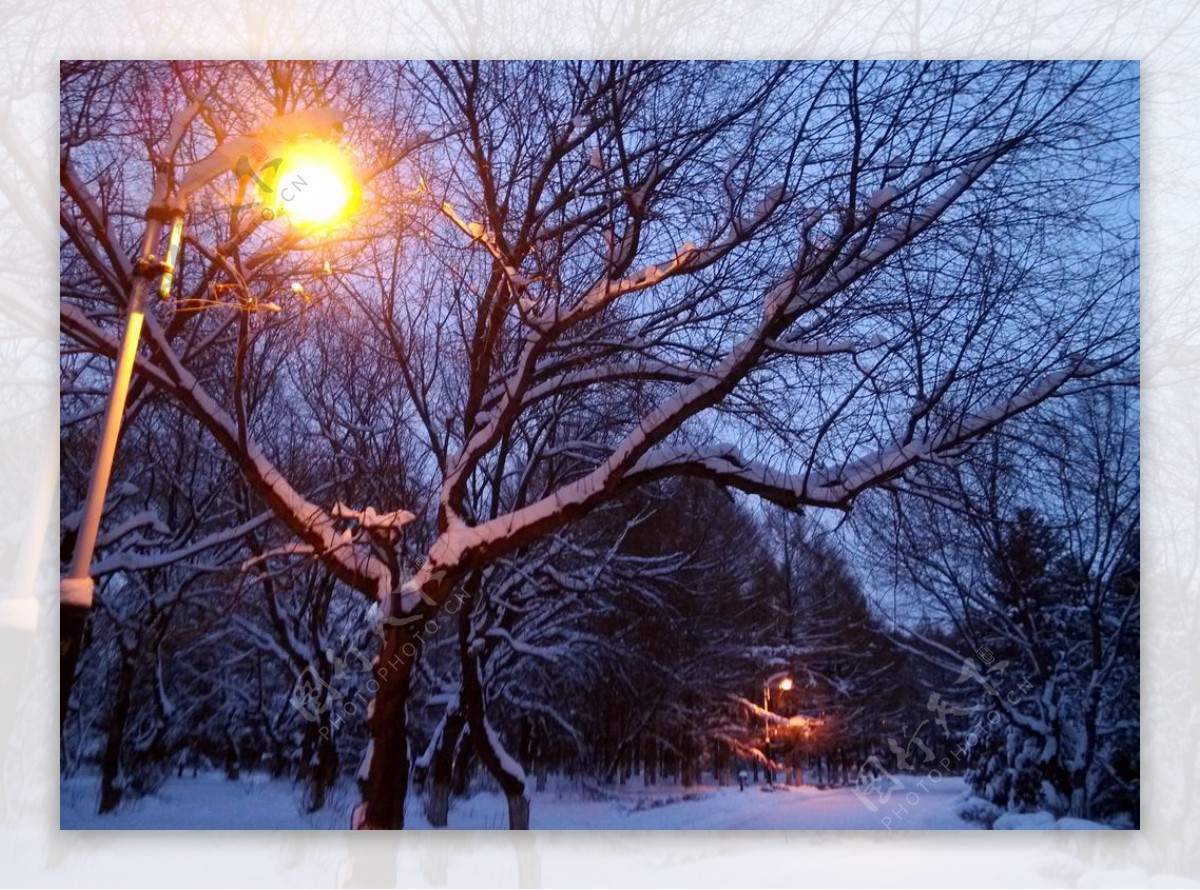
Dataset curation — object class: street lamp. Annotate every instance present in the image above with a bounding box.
[60,109,359,725]
[265,138,359,227]
[763,672,795,731]
[760,672,794,785]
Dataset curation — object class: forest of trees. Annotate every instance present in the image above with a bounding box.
[59,60,1139,828]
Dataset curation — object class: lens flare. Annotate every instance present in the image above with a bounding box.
[266,141,358,227]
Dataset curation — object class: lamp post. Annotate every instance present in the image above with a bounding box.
[60,109,358,725]
[761,672,793,785]
[762,671,795,736]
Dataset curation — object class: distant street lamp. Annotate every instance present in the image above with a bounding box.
[763,671,795,734]
[60,109,358,725]
[761,672,794,785]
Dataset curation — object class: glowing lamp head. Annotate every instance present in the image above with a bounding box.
[266,140,359,227]
[778,677,794,692]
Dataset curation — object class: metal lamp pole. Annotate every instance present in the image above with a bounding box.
[763,680,773,784]
[60,208,183,726]
[59,107,351,728]
[761,672,794,785]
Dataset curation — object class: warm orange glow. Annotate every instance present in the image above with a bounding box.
[262,140,359,227]
[778,677,794,691]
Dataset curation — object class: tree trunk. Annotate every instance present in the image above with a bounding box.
[1072,609,1105,819]
[270,742,288,779]
[463,664,528,828]
[358,619,418,829]
[98,649,135,814]
[60,602,90,728]
[457,571,528,829]
[452,731,472,797]
[643,736,656,787]
[506,792,531,831]
[426,782,451,828]
[680,738,695,788]
[223,726,240,780]
[425,710,465,828]
[303,708,338,813]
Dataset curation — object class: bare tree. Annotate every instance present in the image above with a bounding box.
[60,61,1138,827]
[854,387,1139,822]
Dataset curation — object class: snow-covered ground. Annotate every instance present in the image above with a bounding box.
[62,772,992,830]
[405,779,974,830]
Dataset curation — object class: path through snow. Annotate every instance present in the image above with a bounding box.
[62,773,977,830]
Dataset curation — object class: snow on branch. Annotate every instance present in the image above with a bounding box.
[91,512,275,577]
[480,359,699,414]
[482,716,526,785]
[95,511,171,546]
[239,541,316,571]
[710,733,780,769]
[803,366,1081,505]
[60,165,137,298]
[133,312,395,600]
[764,336,878,358]
[627,444,809,511]
[484,627,577,662]
[399,149,1036,613]
[331,502,417,532]
[735,697,823,731]
[499,693,585,751]
[622,364,1093,512]
[435,176,802,530]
